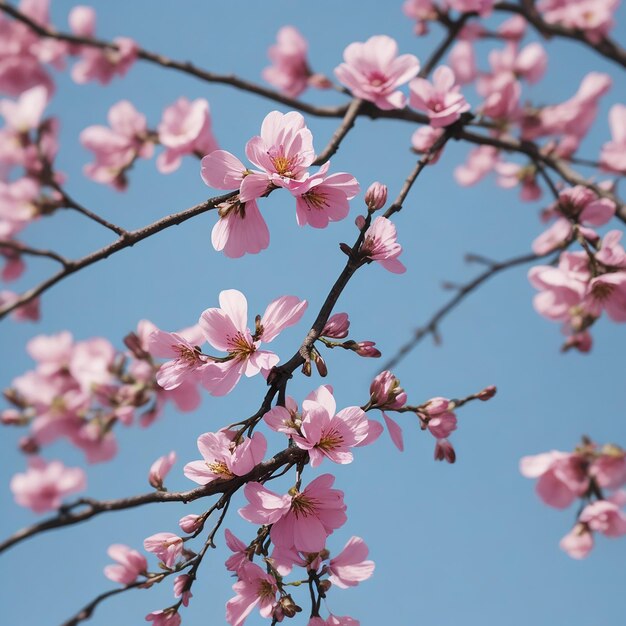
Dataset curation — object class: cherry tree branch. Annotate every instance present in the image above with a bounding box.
[0,447,305,554]
[380,250,556,370]
[0,240,69,265]
[494,0,626,69]
[0,191,238,319]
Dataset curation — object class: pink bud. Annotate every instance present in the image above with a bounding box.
[179,514,203,534]
[352,341,381,358]
[19,436,39,454]
[434,439,456,463]
[1,409,22,425]
[365,181,388,211]
[322,312,350,338]
[370,370,407,410]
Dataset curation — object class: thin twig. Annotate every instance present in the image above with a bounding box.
[0,240,69,266]
[380,250,556,371]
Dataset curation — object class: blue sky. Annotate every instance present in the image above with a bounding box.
[1,1,625,625]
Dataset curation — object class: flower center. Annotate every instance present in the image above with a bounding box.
[206,460,233,478]
[257,580,275,600]
[175,344,202,365]
[317,427,344,451]
[227,331,256,361]
[591,281,614,301]
[268,146,297,177]
[290,493,317,519]
[303,190,329,211]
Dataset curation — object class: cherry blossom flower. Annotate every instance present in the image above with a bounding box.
[369,370,407,410]
[226,562,278,626]
[402,0,438,36]
[334,35,420,110]
[291,162,360,228]
[580,500,626,536]
[80,100,154,190]
[434,439,456,463]
[156,97,218,173]
[173,574,193,607]
[446,0,495,16]
[537,0,619,43]
[409,65,470,128]
[225,529,250,574]
[239,474,347,552]
[263,26,329,98]
[143,532,183,568]
[454,146,499,186]
[329,536,375,588]
[422,397,457,439]
[10,457,86,513]
[360,216,406,274]
[69,6,138,84]
[0,84,48,133]
[178,514,202,534]
[289,385,369,467]
[148,451,176,490]
[600,104,626,173]
[590,446,626,488]
[104,544,147,585]
[183,431,266,484]
[309,616,360,626]
[199,289,307,396]
[364,181,388,211]
[596,230,626,269]
[560,523,594,559]
[583,272,626,322]
[520,450,589,508]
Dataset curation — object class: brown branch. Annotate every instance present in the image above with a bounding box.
[494,1,626,69]
[0,240,69,266]
[312,98,363,166]
[0,191,238,320]
[380,250,554,371]
[0,441,306,555]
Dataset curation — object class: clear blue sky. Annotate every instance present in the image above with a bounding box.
[1,1,625,625]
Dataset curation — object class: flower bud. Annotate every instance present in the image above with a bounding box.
[322,312,350,339]
[477,385,497,401]
[318,579,332,593]
[278,594,302,618]
[434,439,456,463]
[365,181,387,211]
[19,436,39,454]
[179,514,203,534]
[370,370,407,410]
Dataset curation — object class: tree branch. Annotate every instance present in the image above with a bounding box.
[380,250,556,371]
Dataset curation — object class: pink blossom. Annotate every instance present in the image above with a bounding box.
[225,528,250,574]
[482,42,547,87]
[411,126,445,164]
[410,66,470,128]
[69,7,137,84]
[199,289,307,396]
[148,451,176,490]
[520,451,589,508]
[309,616,360,626]
[212,198,270,258]
[239,474,347,553]
[173,574,193,607]
[449,41,477,85]
[402,0,438,36]
[156,97,218,173]
[244,110,316,200]
[560,523,594,559]
[584,272,626,322]
[104,544,147,585]
[454,146,499,186]
[352,340,381,357]
[183,431,266,484]
[226,562,278,626]
[0,178,40,238]
[382,412,404,451]
[143,532,183,568]
[1,246,25,282]
[292,162,360,228]
[596,230,626,269]
[322,312,350,339]
[148,327,208,391]
[0,85,48,132]
[537,0,619,43]
[580,500,626,537]
[263,26,320,98]
[495,161,542,202]
[334,35,420,110]
[10,457,86,513]
[145,609,181,626]
[263,396,302,436]
[290,385,369,466]
[329,536,375,588]
[422,397,457,439]
[446,0,495,16]
[590,448,626,489]
[434,439,456,463]
[81,100,154,190]
[528,252,590,322]
[360,216,406,274]
[601,104,626,173]
[498,15,527,40]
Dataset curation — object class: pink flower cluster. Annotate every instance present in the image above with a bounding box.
[2,321,203,470]
[81,96,218,189]
[537,0,619,43]
[224,527,373,626]
[529,228,626,351]
[201,110,359,257]
[521,439,626,558]
[148,288,307,396]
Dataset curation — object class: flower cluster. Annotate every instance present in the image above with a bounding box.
[521,438,626,558]
[201,110,359,257]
